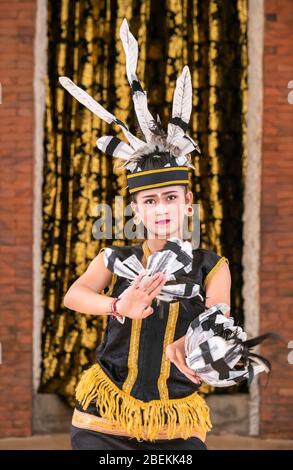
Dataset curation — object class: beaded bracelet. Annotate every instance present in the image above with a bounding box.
[109,298,125,324]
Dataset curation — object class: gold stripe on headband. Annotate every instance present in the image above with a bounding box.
[129,180,189,194]
[126,166,189,179]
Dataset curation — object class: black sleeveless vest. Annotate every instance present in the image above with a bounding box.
[74,241,229,438]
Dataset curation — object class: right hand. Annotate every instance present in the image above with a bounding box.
[115,271,166,320]
[165,335,202,384]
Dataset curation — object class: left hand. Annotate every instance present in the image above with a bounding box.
[165,335,202,385]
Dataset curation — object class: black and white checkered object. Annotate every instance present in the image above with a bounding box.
[185,303,275,387]
[102,238,204,324]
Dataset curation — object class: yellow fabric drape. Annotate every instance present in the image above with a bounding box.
[40,0,248,405]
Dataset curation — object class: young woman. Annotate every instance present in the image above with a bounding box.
[60,19,231,450]
[63,182,231,450]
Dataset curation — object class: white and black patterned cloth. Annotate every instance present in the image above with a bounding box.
[185,303,276,387]
[102,237,204,323]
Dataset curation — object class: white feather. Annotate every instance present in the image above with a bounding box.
[96,136,135,159]
[167,66,193,144]
[120,18,158,142]
[59,76,145,151]
[171,134,201,155]
[119,18,138,87]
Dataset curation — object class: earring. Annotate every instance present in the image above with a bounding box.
[185,205,194,216]
[133,212,142,225]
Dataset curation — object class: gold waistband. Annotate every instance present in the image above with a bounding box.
[72,408,206,443]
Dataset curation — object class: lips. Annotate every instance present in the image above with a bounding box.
[155,219,171,225]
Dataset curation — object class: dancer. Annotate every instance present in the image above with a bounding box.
[62,18,231,450]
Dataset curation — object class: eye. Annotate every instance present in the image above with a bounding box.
[144,199,156,205]
[168,195,177,201]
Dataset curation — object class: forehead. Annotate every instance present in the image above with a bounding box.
[137,185,185,199]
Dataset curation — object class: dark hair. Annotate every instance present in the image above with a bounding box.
[131,185,188,203]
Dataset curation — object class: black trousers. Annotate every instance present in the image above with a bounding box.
[71,425,208,450]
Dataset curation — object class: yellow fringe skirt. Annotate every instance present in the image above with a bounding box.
[75,362,212,443]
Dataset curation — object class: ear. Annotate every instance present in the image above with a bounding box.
[185,189,193,205]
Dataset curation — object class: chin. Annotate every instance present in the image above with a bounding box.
[155,228,176,237]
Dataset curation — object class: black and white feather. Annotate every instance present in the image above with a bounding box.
[185,304,277,387]
[58,76,143,155]
[119,18,160,143]
[96,136,134,160]
[166,66,200,155]
[58,19,201,173]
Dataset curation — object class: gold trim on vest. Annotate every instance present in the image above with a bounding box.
[157,301,180,400]
[204,256,229,287]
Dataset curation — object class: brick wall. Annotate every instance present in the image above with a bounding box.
[0,1,36,438]
[260,0,293,439]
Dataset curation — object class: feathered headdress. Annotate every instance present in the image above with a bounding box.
[58,18,200,194]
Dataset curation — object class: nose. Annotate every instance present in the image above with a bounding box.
[155,203,168,214]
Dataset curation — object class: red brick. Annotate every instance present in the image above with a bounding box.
[260,0,293,440]
[0,0,35,439]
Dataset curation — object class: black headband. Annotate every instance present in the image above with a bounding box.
[126,166,190,194]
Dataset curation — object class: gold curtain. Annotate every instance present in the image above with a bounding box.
[40,0,248,405]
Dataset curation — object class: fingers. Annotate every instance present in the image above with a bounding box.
[174,348,196,376]
[173,358,202,384]
[165,344,176,361]
[140,305,154,318]
[133,271,146,288]
[141,272,165,293]
[133,271,161,291]
[148,277,166,300]
[183,370,201,384]
[168,347,201,384]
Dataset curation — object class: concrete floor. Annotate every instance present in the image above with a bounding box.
[0,433,292,450]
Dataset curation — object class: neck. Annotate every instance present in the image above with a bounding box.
[144,227,184,253]
[146,239,167,254]
[145,235,184,254]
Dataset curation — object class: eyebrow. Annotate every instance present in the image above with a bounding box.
[141,191,179,199]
